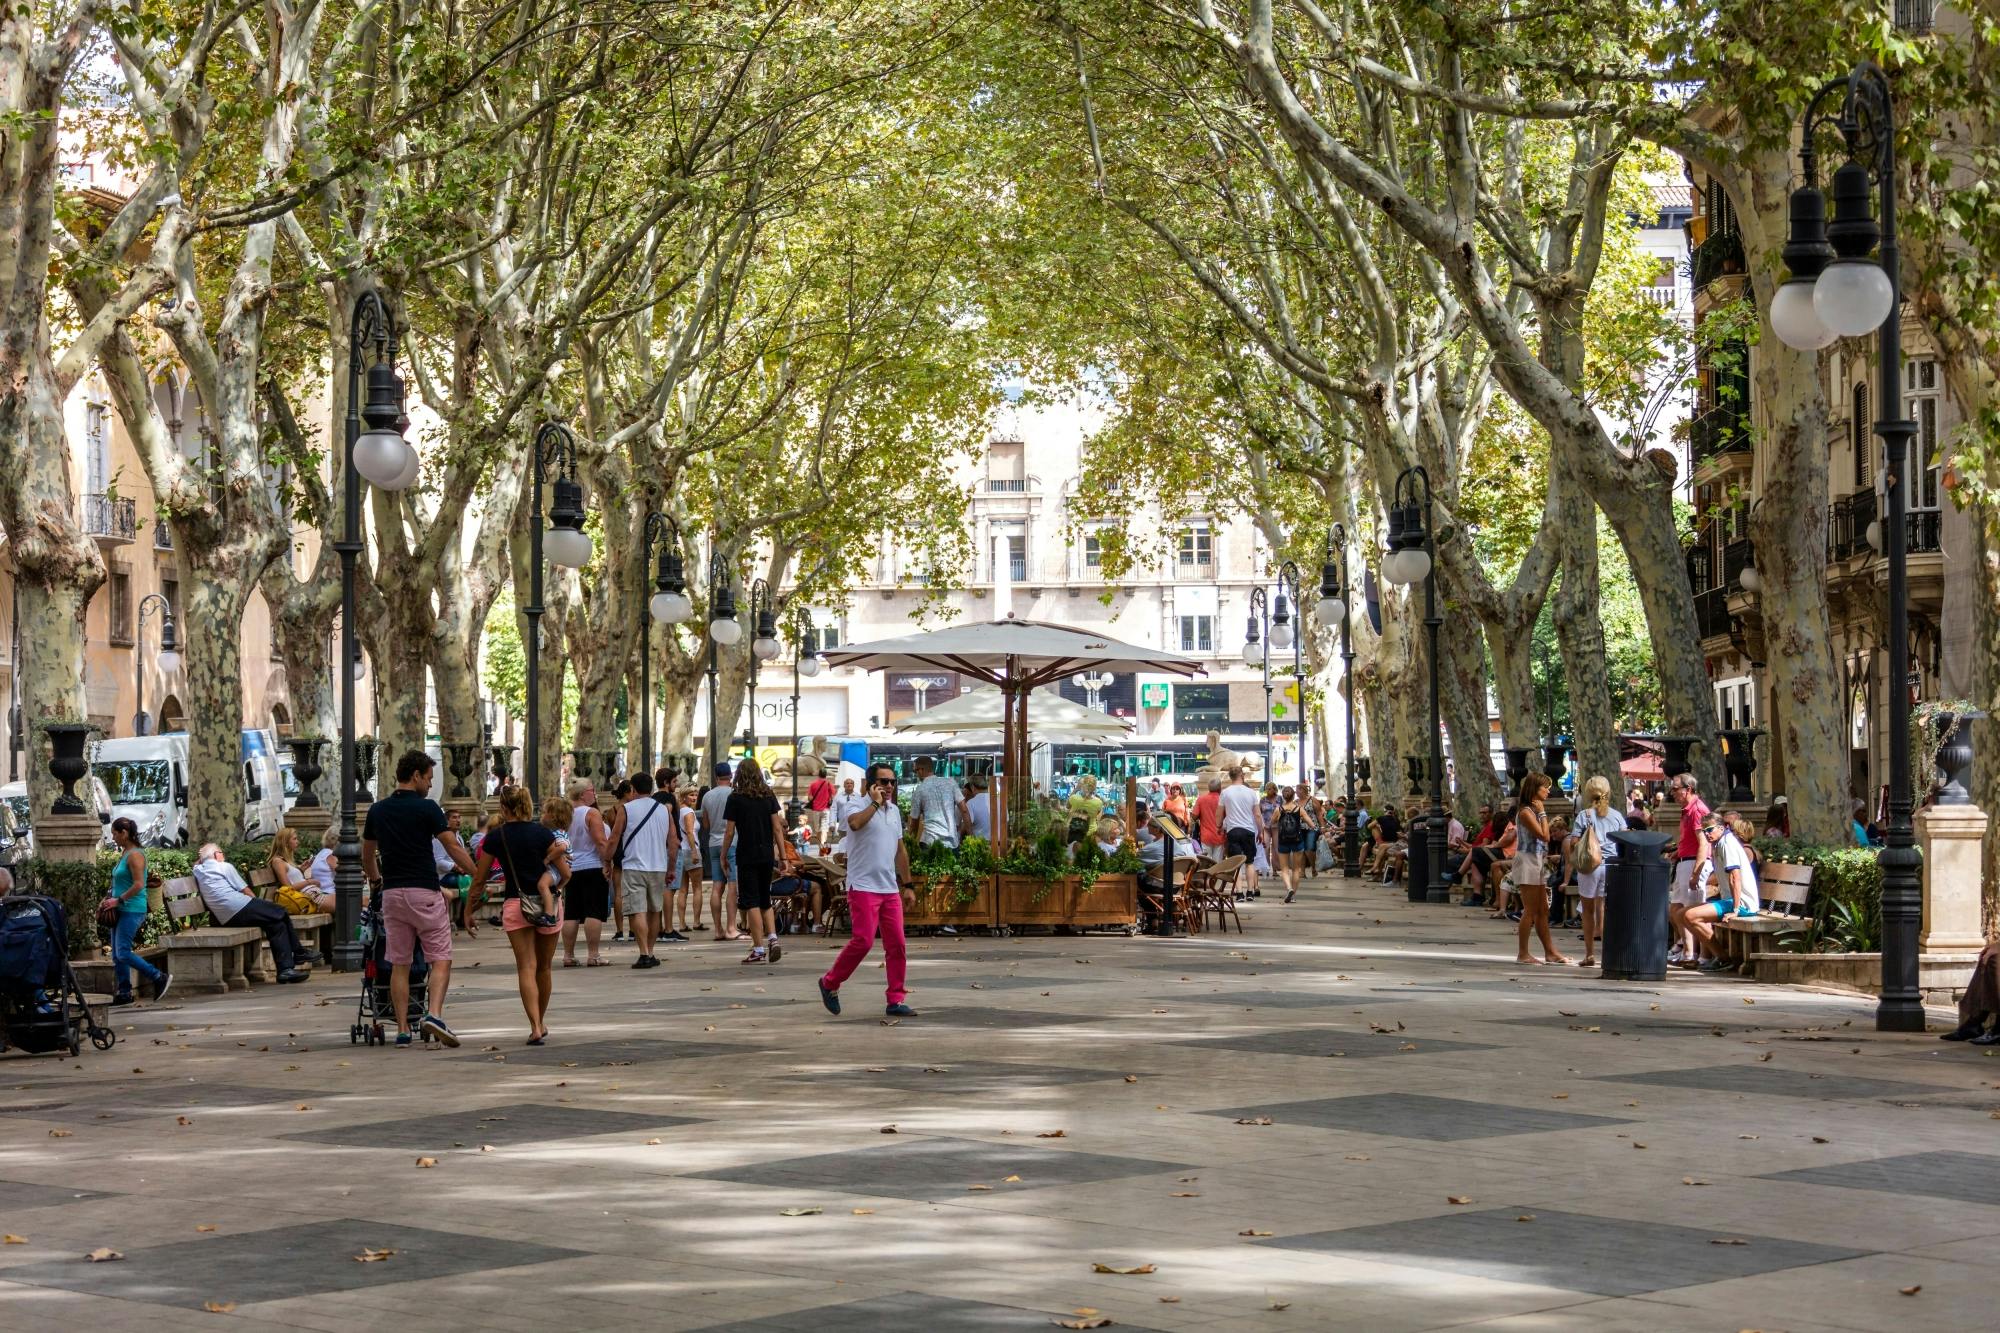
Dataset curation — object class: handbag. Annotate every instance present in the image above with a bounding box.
[96,896,120,929]
[1573,819,1603,875]
[274,885,317,915]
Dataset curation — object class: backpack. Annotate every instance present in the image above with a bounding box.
[1573,817,1604,875]
[1278,807,1304,840]
[274,885,318,915]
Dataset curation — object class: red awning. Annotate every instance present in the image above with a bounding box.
[1620,753,1664,780]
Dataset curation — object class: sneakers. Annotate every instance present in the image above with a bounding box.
[884,1002,918,1017]
[294,948,323,965]
[818,978,841,1015]
[152,972,173,1003]
[937,925,957,935]
[631,955,655,969]
[1941,1018,1989,1042]
[111,992,135,1007]
[1697,957,1728,972]
[741,949,767,965]
[1667,945,1687,964]
[276,968,310,984]
[418,1013,460,1047]
[662,930,688,943]
[766,942,783,964]
[395,1032,414,1047]
[1972,1028,2000,1046]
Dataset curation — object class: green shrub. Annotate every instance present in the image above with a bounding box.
[1754,838,1886,952]
[16,857,109,958]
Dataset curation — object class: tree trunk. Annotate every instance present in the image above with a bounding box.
[1486,626,1538,751]
[1445,611,1500,816]
[0,364,102,818]
[1553,467,1622,794]
[175,548,263,843]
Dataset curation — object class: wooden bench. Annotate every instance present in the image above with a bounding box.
[1716,861,1814,966]
[159,876,266,994]
[248,867,334,961]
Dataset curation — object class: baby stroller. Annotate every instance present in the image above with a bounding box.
[0,895,116,1058]
[349,898,432,1046]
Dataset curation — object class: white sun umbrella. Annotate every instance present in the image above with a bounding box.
[895,685,1130,739]
[934,729,1124,750]
[826,618,1200,840]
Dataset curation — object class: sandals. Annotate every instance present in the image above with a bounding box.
[586,956,608,967]
[563,957,580,968]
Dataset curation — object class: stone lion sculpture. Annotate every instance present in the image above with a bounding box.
[1194,729,1262,787]
[770,734,830,784]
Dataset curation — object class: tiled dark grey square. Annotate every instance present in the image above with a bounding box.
[691,1292,1165,1331]
[459,1037,741,1067]
[1175,1029,1494,1059]
[1591,1066,1947,1101]
[0,1178,115,1209]
[577,993,797,1017]
[1256,1206,1865,1295]
[1758,1150,2000,1207]
[1499,1014,1749,1036]
[283,1101,703,1150]
[800,1061,1147,1095]
[0,1081,329,1122]
[1157,989,1355,1009]
[687,1136,1190,1200]
[0,1218,583,1308]
[1200,1093,1630,1140]
[885,1005,1096,1029]
[941,975,1079,991]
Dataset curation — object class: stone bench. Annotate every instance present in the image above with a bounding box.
[162,923,269,993]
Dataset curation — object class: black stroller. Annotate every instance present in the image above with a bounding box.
[349,898,433,1046]
[0,895,116,1058]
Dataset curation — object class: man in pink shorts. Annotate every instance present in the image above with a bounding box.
[364,750,474,1047]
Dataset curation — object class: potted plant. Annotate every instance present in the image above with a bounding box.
[997,803,1072,927]
[1072,838,1143,929]
[40,718,95,815]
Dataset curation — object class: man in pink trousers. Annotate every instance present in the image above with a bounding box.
[819,762,916,1017]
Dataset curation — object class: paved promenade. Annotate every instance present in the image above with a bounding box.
[3,876,1996,1331]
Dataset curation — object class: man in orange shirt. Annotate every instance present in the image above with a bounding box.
[1192,777,1226,856]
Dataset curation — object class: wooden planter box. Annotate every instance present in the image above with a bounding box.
[905,875,997,929]
[1071,873,1138,928]
[996,874,1069,927]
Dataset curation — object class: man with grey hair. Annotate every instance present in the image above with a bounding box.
[1666,772,1711,965]
[191,842,315,983]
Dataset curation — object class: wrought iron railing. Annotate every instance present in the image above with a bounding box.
[1695,586,1733,641]
[1691,226,1745,290]
[82,493,135,541]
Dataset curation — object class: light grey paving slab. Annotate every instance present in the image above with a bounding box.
[0,1179,115,1210]
[1590,1065,1949,1101]
[1199,1092,1631,1140]
[0,1080,330,1121]
[796,1060,1148,1095]
[688,1292,1168,1331]
[1756,1150,2000,1207]
[455,1037,742,1067]
[1153,989,1358,1009]
[0,1219,585,1309]
[1255,1206,1869,1296]
[873,1005,1097,1029]
[1175,1029,1495,1059]
[1497,1014,1757,1035]
[686,1136,1192,1200]
[283,1101,704,1150]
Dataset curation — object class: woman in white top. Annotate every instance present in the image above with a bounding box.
[305,824,339,911]
[677,789,702,937]
[266,827,326,910]
[1565,775,1627,968]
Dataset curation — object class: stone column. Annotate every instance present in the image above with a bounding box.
[1917,803,1988,952]
[36,813,105,865]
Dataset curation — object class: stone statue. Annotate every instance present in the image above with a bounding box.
[1195,730,1262,787]
[771,734,830,784]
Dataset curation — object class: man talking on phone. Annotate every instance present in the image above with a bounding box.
[818,762,916,1017]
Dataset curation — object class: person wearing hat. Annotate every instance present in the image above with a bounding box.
[699,762,746,941]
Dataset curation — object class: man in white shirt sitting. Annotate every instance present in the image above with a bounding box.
[964,775,993,841]
[827,777,868,846]
[192,843,316,983]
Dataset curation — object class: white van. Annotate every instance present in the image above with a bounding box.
[90,729,286,846]
[0,777,116,858]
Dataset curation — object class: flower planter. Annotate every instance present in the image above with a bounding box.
[996,873,1069,927]
[905,875,997,929]
[44,722,93,814]
[1070,872,1138,928]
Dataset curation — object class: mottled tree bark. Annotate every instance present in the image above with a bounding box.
[1552,461,1622,793]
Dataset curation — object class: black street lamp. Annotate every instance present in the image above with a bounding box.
[1271,560,1305,790]
[1770,62,1920,1032]
[1314,525,1358,877]
[135,592,178,736]
[1243,587,1272,781]
[639,512,694,772]
[524,421,592,802]
[786,606,822,823]
[746,579,781,754]
[1382,466,1448,904]
[334,290,420,971]
[705,550,740,771]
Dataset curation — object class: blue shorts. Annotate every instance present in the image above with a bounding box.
[1703,896,1734,917]
[703,844,738,883]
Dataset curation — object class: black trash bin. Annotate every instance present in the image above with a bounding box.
[1600,828,1676,981]
[1406,813,1430,903]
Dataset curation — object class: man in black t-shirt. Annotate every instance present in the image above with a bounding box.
[363,750,474,1047]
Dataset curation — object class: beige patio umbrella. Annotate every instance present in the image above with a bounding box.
[824,618,1201,843]
[895,685,1131,740]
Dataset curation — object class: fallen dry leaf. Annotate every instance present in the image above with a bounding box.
[851,1208,874,1215]
[196,1224,218,1232]
[354,1248,395,1263]
[1633,1143,1648,1150]
[1159,1296,1181,1303]
[1052,1319,1112,1330]
[480,1145,495,1153]
[1091,1262,1157,1275]
[1270,1300,1292,1310]
[779,1207,822,1217]
[966,1184,993,1192]
[48,1129,72,1138]
[1239,1229,1274,1237]
[1682,1178,1710,1187]
[1900,1285,1922,1296]
[1550,1093,1569,1100]
[1758,1052,1774,1062]
[414,1157,437,1168]
[1447,1196,1473,1206]
[1003,1174,1022,1183]
[880,1125,899,1134]
[1811,1136,1830,1144]
[86,1247,123,1262]
[1743,997,1755,1004]
[1170,1192,1200,1198]
[1710,1238,1749,1246]
[202,1301,236,1314]
[1124,1074,1139,1083]
[1037,1129,1068,1138]
[295,1104,311,1112]
[1234,1116,1274,1126]
[2,1234,24,1244]
[1517,1214,1536,1222]
[177,1115,192,1126]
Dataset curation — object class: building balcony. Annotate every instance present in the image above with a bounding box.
[82,493,135,545]
[1908,508,1942,555]
[1828,490,1875,562]
[1695,586,1733,642]
[985,478,1028,493]
[1722,537,1754,591]
[1690,226,1744,290]
[1690,401,1750,467]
